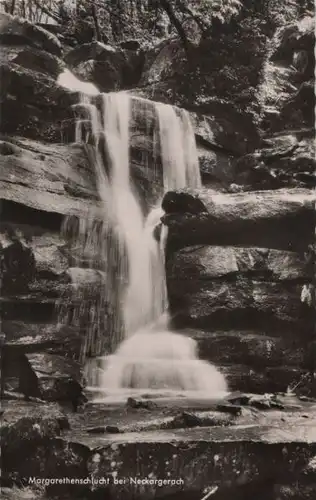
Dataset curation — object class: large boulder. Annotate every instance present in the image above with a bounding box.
[0,223,74,313]
[1,349,40,397]
[0,45,64,78]
[65,41,144,92]
[162,188,315,252]
[0,62,77,142]
[1,233,35,295]
[0,12,62,56]
[221,364,313,394]
[1,346,85,404]
[25,353,85,404]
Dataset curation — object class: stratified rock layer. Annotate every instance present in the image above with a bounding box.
[162,188,315,252]
[163,187,315,394]
[2,398,316,500]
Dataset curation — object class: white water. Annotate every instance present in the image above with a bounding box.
[156,102,202,190]
[58,68,99,96]
[99,331,227,395]
[58,70,227,397]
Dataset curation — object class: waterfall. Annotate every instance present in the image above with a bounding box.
[57,216,110,359]
[57,69,227,397]
[156,102,202,190]
[75,93,168,338]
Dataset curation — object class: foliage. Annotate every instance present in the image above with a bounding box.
[0,0,61,22]
[175,0,242,25]
[1,0,242,50]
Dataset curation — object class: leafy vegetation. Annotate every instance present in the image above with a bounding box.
[1,0,242,50]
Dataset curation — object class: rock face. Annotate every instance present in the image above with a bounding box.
[135,6,315,192]
[235,131,316,190]
[1,404,89,494]
[0,44,64,78]
[162,189,315,252]
[0,62,77,142]
[0,136,102,401]
[2,398,316,499]
[234,14,315,191]
[167,244,313,333]
[0,136,99,213]
[260,16,315,134]
[163,188,315,393]
[138,2,311,114]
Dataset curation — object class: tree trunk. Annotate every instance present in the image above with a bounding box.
[159,0,190,54]
[21,0,26,17]
[91,3,101,41]
[10,0,16,15]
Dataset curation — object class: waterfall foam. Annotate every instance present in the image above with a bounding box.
[57,69,99,96]
[99,331,227,396]
[59,70,227,397]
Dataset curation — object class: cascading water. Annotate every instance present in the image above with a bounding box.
[57,69,227,398]
[156,102,202,190]
[80,92,167,337]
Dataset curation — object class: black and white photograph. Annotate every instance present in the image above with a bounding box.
[0,1,315,499]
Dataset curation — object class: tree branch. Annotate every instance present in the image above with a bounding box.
[32,0,61,23]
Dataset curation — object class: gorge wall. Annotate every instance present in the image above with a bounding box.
[0,1,315,403]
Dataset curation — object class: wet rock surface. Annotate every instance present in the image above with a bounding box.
[0,137,102,218]
[169,280,307,326]
[1,397,316,499]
